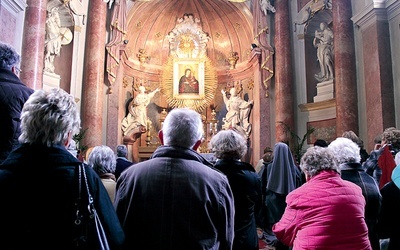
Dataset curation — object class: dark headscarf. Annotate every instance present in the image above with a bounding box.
[266,142,300,194]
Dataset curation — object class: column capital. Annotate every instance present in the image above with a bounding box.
[352,4,388,30]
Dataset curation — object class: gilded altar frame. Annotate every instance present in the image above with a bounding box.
[160,14,217,112]
[161,56,216,112]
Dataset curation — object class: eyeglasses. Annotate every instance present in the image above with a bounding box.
[15,67,22,75]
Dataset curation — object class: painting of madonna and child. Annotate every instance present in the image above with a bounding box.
[173,60,205,98]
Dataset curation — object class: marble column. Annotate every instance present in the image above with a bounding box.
[355,7,395,150]
[332,0,358,136]
[20,0,47,90]
[274,0,294,143]
[81,0,107,147]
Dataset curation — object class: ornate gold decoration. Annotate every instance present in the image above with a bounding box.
[122,75,133,88]
[226,51,239,69]
[260,50,274,97]
[255,26,274,97]
[178,35,195,54]
[161,55,217,113]
[247,78,254,90]
[132,78,148,92]
[136,49,148,63]
[162,14,216,112]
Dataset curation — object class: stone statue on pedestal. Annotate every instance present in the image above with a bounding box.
[313,22,334,82]
[121,86,160,136]
[221,87,253,139]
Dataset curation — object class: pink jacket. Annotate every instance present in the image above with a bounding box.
[273,170,371,250]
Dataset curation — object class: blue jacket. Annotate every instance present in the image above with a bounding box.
[115,145,235,250]
[115,157,134,179]
[0,68,33,163]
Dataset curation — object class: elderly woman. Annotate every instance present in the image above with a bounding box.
[273,146,372,249]
[87,145,117,203]
[210,129,262,250]
[329,137,381,250]
[0,88,124,249]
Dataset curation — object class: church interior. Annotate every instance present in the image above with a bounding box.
[1,0,399,166]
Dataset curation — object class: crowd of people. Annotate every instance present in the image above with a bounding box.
[1,41,400,249]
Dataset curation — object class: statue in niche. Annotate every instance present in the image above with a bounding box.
[44,7,62,73]
[294,0,332,32]
[260,0,276,15]
[221,87,253,139]
[44,6,73,73]
[121,86,160,136]
[65,0,86,25]
[313,22,334,82]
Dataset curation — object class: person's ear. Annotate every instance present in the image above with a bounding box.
[192,139,202,150]
[11,66,19,76]
[64,131,72,147]
[158,130,164,145]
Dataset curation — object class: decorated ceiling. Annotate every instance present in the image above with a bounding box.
[124,0,254,69]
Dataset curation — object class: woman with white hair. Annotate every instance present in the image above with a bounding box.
[0,88,124,249]
[210,129,262,250]
[329,137,381,250]
[88,145,117,203]
[273,146,371,249]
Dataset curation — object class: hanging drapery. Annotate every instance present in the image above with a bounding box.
[105,0,127,94]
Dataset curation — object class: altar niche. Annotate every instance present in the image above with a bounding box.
[161,13,217,113]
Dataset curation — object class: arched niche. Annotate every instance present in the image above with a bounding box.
[304,10,333,103]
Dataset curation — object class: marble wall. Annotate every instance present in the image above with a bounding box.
[0,0,26,54]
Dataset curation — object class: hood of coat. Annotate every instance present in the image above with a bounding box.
[151,145,214,168]
[392,165,400,189]
[214,159,255,173]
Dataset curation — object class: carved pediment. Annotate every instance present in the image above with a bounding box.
[166,13,210,58]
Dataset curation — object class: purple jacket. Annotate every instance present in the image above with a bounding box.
[115,145,235,250]
[273,170,371,250]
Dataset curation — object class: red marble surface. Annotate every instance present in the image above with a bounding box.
[362,14,395,151]
[81,0,108,147]
[20,0,47,90]
[274,0,294,143]
[333,0,358,137]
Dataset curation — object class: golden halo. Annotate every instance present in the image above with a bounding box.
[161,55,217,113]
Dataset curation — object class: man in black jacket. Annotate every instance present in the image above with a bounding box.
[115,144,134,179]
[0,42,34,164]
